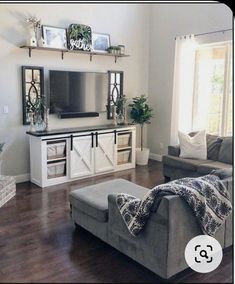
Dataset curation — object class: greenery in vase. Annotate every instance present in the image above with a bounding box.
[129,95,153,151]
[115,95,127,116]
[114,95,127,125]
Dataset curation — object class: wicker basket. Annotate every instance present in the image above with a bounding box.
[47,142,66,160]
[117,150,131,165]
[0,176,16,208]
[118,133,130,148]
[47,161,66,179]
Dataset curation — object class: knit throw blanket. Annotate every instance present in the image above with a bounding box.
[116,175,232,237]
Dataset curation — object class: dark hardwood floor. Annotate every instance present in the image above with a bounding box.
[0,160,233,283]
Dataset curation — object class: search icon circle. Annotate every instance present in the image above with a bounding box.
[185,235,223,273]
[200,250,209,259]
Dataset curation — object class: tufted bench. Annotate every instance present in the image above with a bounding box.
[0,175,16,207]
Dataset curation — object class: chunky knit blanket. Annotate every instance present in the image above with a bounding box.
[116,175,232,237]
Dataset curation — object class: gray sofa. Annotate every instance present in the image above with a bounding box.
[69,176,233,279]
[162,134,232,181]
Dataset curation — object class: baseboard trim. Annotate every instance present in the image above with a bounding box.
[149,153,162,162]
[15,173,30,183]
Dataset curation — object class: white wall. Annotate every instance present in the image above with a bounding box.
[0,4,150,178]
[148,3,233,158]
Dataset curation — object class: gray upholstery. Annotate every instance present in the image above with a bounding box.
[69,179,148,222]
[207,134,223,161]
[162,155,207,171]
[163,134,232,181]
[218,137,233,164]
[197,160,232,175]
[69,177,233,279]
[168,145,180,157]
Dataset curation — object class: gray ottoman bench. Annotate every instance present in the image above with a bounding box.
[69,179,148,242]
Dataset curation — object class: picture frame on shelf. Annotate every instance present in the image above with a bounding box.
[92,32,110,53]
[42,25,67,49]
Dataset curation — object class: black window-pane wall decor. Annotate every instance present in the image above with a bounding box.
[22,66,44,125]
[107,70,124,119]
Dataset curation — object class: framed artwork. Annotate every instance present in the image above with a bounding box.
[92,33,110,53]
[107,70,124,119]
[22,66,44,125]
[42,25,67,49]
[67,24,92,51]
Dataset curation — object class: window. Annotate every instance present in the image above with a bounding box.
[192,42,232,136]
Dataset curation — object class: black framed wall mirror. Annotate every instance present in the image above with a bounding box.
[107,70,124,119]
[22,66,44,125]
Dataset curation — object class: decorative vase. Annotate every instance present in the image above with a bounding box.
[124,107,128,125]
[26,36,37,47]
[45,108,49,131]
[112,105,117,126]
[38,36,46,47]
[29,112,35,132]
[26,25,37,47]
[34,112,45,132]
[117,112,124,125]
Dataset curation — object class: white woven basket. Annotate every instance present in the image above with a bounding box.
[0,176,16,208]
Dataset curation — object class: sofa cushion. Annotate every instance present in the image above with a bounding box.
[218,137,232,164]
[207,134,223,161]
[189,132,223,161]
[197,160,232,175]
[69,179,148,222]
[162,155,207,171]
[178,130,207,160]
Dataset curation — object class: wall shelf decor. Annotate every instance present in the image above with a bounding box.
[20,45,130,63]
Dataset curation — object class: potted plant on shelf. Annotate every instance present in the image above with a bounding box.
[115,95,127,125]
[129,95,153,165]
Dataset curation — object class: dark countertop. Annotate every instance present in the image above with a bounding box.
[26,124,135,137]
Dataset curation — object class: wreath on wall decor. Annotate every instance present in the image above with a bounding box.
[67,24,92,51]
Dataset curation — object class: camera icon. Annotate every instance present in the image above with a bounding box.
[185,235,223,273]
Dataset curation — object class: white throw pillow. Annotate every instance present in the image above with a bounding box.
[178,130,207,160]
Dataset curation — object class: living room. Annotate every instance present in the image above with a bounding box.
[0,2,233,283]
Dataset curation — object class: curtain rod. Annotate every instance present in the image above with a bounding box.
[175,29,232,40]
[195,28,232,37]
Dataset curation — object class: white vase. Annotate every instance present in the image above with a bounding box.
[26,26,37,47]
[38,36,46,47]
[136,148,150,166]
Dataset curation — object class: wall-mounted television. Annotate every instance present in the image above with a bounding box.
[49,70,108,118]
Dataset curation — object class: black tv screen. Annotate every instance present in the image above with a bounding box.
[49,70,108,115]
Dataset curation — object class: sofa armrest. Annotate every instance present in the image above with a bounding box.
[168,145,180,156]
[107,192,226,279]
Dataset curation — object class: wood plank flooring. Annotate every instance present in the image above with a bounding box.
[0,160,233,283]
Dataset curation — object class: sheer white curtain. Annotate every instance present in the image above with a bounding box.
[170,35,196,145]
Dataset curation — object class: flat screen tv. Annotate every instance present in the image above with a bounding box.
[49,70,108,118]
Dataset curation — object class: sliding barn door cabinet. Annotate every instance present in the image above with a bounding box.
[27,125,136,188]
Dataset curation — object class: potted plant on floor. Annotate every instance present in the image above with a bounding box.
[129,95,153,165]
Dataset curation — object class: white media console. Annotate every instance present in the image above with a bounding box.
[27,125,136,188]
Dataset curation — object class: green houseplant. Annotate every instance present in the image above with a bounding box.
[129,95,153,165]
